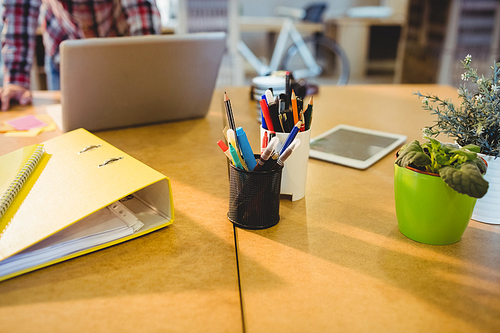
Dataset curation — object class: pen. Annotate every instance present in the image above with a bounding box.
[266,89,281,131]
[283,109,297,132]
[267,100,281,132]
[279,94,291,132]
[261,131,268,153]
[278,113,285,132]
[227,128,238,152]
[279,93,287,117]
[254,136,279,171]
[285,71,291,109]
[282,112,291,133]
[261,109,267,130]
[297,97,303,115]
[260,96,274,131]
[272,139,301,170]
[265,89,274,104]
[228,143,244,170]
[279,119,302,155]
[236,127,257,170]
[217,140,232,162]
[299,109,306,132]
[260,151,279,171]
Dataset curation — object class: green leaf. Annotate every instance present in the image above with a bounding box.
[442,142,459,153]
[449,149,477,161]
[396,140,432,168]
[439,162,489,198]
[472,157,488,175]
[435,153,451,166]
[428,137,442,151]
[462,144,481,153]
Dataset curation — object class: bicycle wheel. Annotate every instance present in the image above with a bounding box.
[280,34,350,85]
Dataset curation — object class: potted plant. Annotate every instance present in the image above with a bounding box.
[415,54,500,224]
[394,137,488,245]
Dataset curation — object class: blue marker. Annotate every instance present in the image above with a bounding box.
[235,127,257,170]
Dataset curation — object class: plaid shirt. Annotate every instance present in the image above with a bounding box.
[2,0,161,88]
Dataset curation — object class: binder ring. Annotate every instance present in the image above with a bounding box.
[79,144,102,154]
[98,157,123,168]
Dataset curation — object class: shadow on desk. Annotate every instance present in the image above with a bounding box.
[237,189,500,331]
[0,212,237,306]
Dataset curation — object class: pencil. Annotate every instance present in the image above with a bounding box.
[304,96,313,131]
[291,90,299,124]
[224,92,236,131]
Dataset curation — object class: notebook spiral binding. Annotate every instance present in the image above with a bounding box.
[0,145,45,222]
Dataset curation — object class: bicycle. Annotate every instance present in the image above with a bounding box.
[237,4,350,86]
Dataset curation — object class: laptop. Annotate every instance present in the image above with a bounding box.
[58,32,226,132]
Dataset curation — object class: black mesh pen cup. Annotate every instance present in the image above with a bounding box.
[227,160,283,229]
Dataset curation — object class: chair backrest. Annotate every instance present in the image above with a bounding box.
[303,3,327,23]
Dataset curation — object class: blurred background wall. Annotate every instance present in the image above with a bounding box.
[2,0,499,89]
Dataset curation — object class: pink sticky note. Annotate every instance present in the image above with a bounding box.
[6,115,47,131]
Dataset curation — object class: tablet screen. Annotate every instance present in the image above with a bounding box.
[310,128,400,161]
[309,125,407,169]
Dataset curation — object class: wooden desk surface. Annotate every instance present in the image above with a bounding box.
[0,91,243,332]
[1,85,499,332]
[231,84,500,332]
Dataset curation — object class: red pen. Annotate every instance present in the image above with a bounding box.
[261,131,268,153]
[260,97,274,132]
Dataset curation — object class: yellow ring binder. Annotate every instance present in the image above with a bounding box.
[98,156,124,168]
[78,144,102,154]
[0,129,174,282]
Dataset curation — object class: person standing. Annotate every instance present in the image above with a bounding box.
[0,0,162,110]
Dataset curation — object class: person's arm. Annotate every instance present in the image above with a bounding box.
[120,0,162,36]
[1,0,41,110]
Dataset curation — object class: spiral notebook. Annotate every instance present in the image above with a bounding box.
[0,129,174,282]
[0,145,46,224]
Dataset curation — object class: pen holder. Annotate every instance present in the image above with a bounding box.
[228,159,283,229]
[261,127,310,201]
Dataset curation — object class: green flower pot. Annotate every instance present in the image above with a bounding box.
[394,165,477,245]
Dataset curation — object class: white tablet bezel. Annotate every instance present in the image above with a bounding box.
[309,124,407,169]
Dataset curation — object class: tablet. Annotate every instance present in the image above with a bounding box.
[309,124,407,169]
